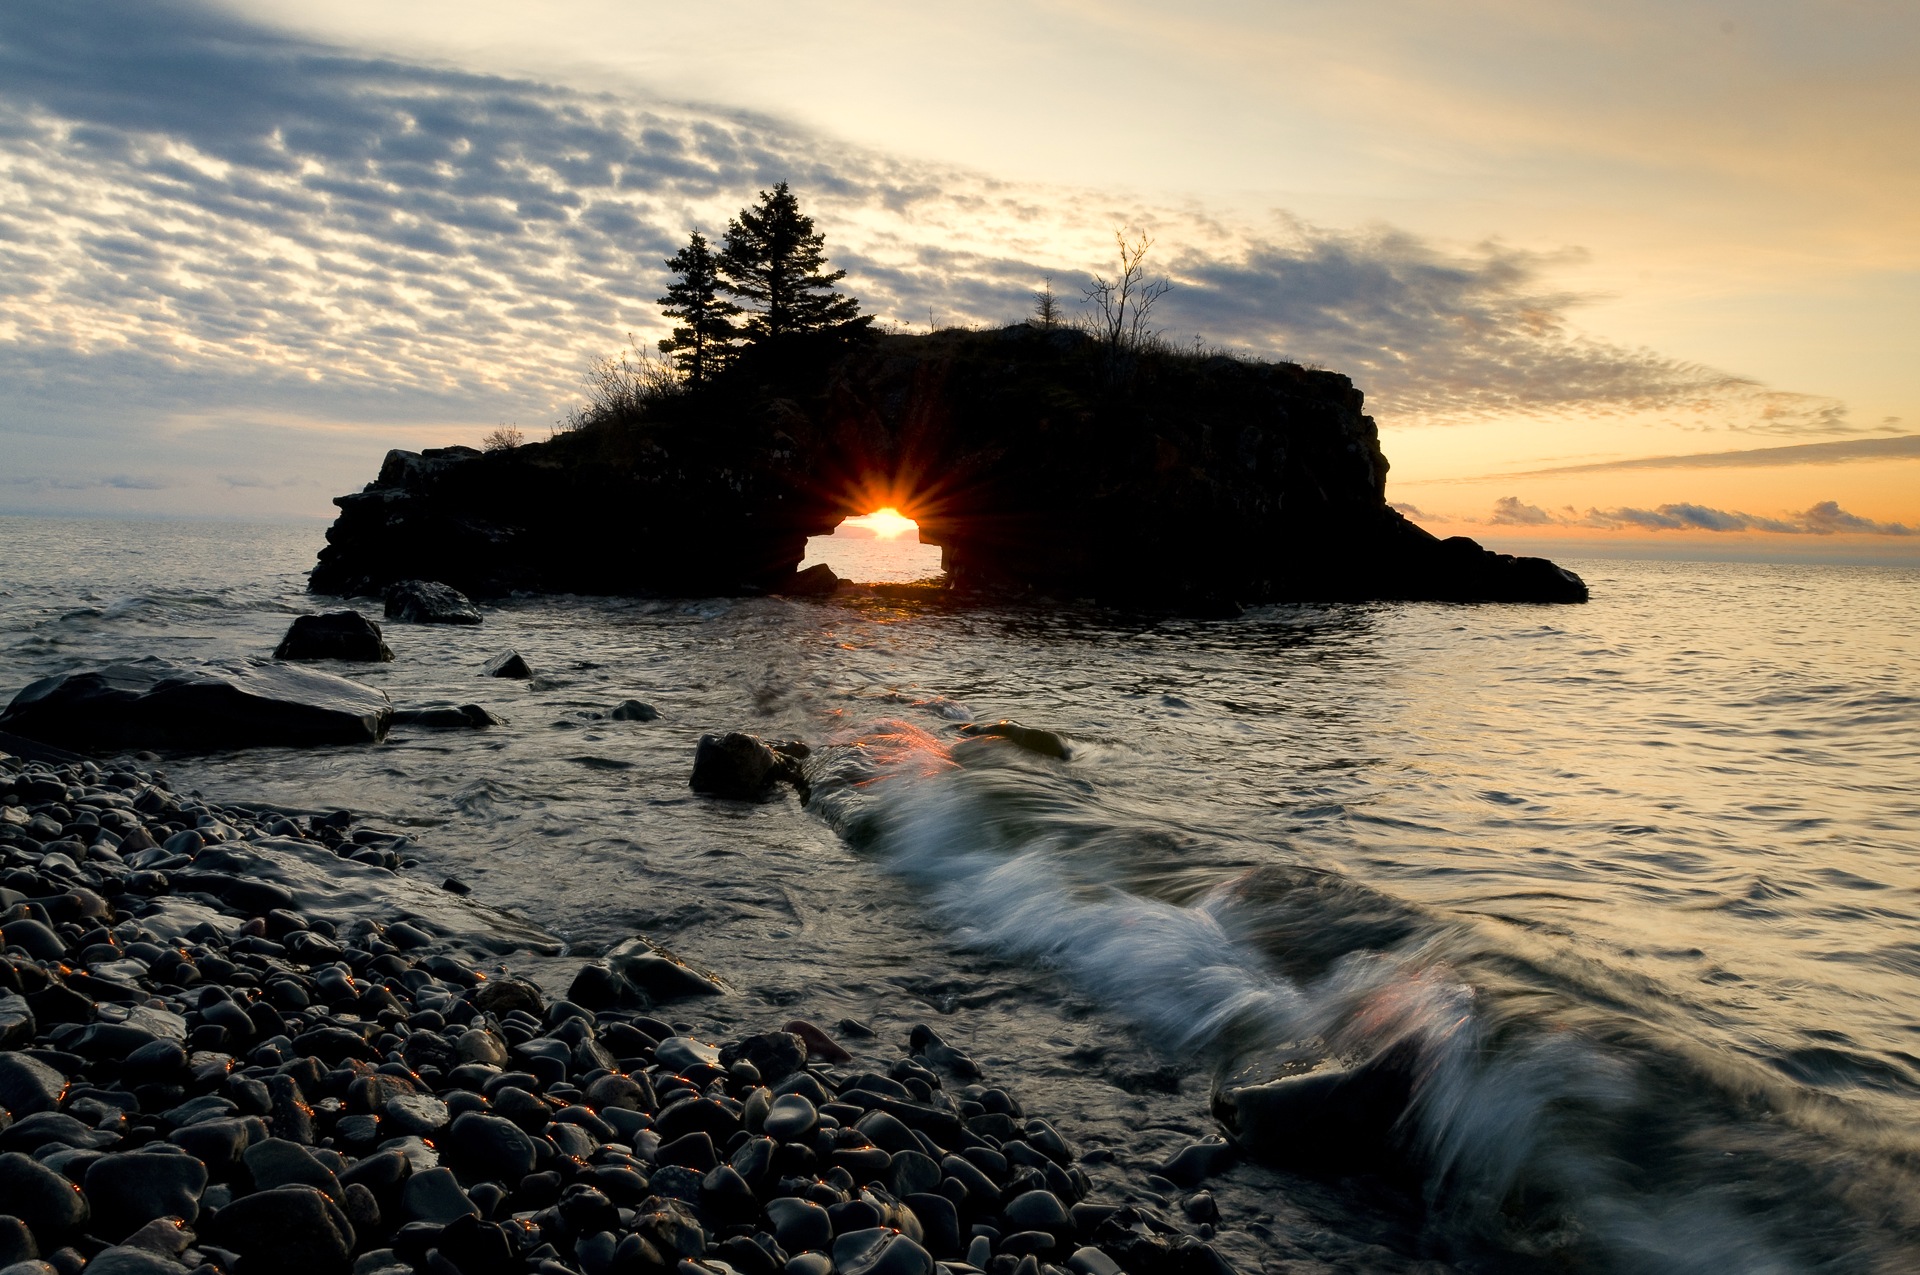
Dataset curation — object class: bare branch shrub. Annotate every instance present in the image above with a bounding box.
[560,335,683,431]
[480,424,525,452]
[1082,230,1171,362]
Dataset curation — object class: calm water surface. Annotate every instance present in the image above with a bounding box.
[2,514,1916,1273]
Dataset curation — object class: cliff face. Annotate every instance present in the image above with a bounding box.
[310,327,1587,607]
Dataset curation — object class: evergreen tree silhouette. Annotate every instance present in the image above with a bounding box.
[717,183,868,344]
[657,232,740,388]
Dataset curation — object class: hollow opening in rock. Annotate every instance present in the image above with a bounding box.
[801,507,945,583]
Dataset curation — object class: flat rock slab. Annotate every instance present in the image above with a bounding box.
[0,657,392,751]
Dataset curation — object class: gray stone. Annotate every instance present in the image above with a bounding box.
[205,1185,354,1275]
[442,1113,535,1183]
[0,1055,67,1116]
[383,581,480,625]
[0,995,33,1050]
[243,1137,342,1199]
[763,1093,817,1142]
[402,1166,481,1224]
[0,1154,87,1247]
[609,700,658,722]
[71,1248,180,1275]
[85,1151,208,1240]
[0,920,63,961]
[764,1198,831,1253]
[832,1228,935,1275]
[274,612,393,663]
[1003,1191,1070,1235]
[379,1093,448,1137]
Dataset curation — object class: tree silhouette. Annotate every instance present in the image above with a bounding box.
[657,232,740,388]
[717,183,868,344]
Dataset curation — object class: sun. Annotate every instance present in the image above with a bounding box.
[844,506,919,540]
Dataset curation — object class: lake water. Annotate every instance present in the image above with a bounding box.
[2,513,1917,1273]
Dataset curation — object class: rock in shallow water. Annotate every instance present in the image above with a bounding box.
[689,731,806,800]
[273,611,392,662]
[481,650,531,679]
[382,579,481,625]
[0,658,391,750]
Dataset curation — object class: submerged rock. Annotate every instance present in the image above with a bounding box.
[383,580,481,625]
[389,704,503,729]
[1210,1046,1415,1176]
[0,658,392,750]
[608,698,659,721]
[273,611,393,662]
[957,719,1071,760]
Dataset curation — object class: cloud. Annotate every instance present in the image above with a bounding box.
[0,0,1871,516]
[1493,434,1920,479]
[1485,496,1915,537]
[3,473,167,491]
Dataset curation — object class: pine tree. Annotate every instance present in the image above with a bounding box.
[717,183,868,344]
[657,232,740,388]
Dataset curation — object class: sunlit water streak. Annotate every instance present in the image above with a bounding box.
[2,514,1917,1272]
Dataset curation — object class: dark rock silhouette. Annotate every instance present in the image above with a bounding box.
[0,658,392,750]
[274,611,392,662]
[310,328,1587,608]
[690,732,807,801]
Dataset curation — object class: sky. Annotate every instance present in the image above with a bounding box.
[0,0,1914,560]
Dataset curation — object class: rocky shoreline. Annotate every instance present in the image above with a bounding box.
[0,745,1242,1275]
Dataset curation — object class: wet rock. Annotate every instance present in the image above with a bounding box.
[0,920,65,961]
[273,612,393,663]
[721,1032,805,1086]
[383,581,481,625]
[1003,1190,1071,1237]
[443,1113,537,1184]
[608,700,658,722]
[832,1227,935,1275]
[776,564,840,597]
[689,732,805,800]
[569,937,726,1010]
[473,977,544,1018]
[0,1154,88,1247]
[85,1150,208,1240]
[73,1248,180,1275]
[381,1093,449,1138]
[0,995,32,1051]
[205,1184,355,1275]
[0,1054,67,1115]
[244,1137,343,1199]
[0,659,392,750]
[0,1218,34,1268]
[1210,1051,1411,1176]
[781,1019,853,1065]
[480,651,530,679]
[956,720,1070,760]
[763,1093,818,1142]
[765,1198,831,1253]
[400,1166,478,1224]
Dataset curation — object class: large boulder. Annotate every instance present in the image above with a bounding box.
[273,611,393,662]
[384,580,481,625]
[0,658,392,750]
